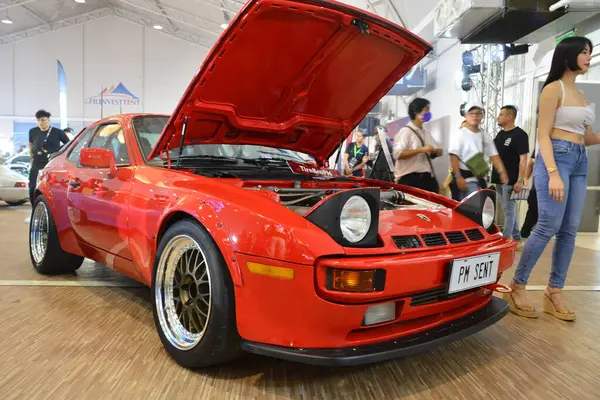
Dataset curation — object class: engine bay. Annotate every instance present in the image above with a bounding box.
[244,181,446,215]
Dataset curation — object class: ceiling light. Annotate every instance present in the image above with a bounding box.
[220,23,228,29]
[1,17,13,24]
[153,24,164,30]
[74,0,86,3]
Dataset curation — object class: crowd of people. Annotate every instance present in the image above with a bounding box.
[342,35,596,321]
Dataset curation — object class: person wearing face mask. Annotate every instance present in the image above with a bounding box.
[392,98,442,192]
[505,36,600,321]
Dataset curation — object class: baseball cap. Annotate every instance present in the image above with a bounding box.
[465,102,484,113]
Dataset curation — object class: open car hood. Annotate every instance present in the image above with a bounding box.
[148,0,432,163]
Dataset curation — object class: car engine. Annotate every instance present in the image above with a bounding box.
[247,185,445,215]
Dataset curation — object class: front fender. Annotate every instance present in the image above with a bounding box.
[157,190,346,286]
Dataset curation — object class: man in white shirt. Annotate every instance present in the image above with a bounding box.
[393,98,443,192]
[448,102,508,200]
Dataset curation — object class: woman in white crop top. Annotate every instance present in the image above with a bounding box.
[506,36,600,321]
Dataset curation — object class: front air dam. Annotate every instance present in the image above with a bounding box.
[240,296,509,366]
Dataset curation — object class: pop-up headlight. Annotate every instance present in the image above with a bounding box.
[455,189,497,233]
[306,188,380,247]
[340,195,372,243]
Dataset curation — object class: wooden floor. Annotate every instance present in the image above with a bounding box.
[2,202,600,400]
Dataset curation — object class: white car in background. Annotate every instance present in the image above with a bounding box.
[3,150,30,177]
[0,165,29,206]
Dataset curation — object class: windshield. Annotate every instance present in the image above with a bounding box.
[131,115,315,165]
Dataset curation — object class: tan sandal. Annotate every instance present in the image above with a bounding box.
[543,288,576,321]
[503,283,539,318]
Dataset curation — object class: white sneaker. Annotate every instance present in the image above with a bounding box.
[24,216,31,224]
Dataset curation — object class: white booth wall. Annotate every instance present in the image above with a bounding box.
[0,16,208,153]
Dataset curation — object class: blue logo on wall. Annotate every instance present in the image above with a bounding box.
[86,82,140,106]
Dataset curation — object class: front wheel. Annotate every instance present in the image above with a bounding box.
[29,196,84,274]
[152,219,241,368]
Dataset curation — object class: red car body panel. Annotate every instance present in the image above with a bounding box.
[149,0,432,163]
[36,112,516,353]
[235,246,512,348]
[34,0,516,365]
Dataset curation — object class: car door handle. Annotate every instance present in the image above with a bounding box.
[68,180,80,188]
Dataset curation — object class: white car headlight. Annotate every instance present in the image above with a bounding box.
[340,195,371,243]
[482,196,495,229]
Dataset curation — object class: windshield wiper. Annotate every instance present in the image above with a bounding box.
[241,158,290,167]
[256,150,305,162]
[180,155,240,162]
[169,155,242,168]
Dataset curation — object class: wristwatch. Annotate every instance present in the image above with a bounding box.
[547,167,558,174]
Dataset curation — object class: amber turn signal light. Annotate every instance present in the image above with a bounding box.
[327,268,386,292]
[247,262,294,280]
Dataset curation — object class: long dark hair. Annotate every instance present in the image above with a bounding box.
[543,36,593,88]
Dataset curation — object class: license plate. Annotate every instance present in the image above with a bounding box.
[448,252,500,294]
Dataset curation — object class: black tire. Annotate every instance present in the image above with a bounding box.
[151,218,241,368]
[6,199,28,206]
[29,196,84,274]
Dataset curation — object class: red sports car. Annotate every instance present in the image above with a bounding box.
[29,0,516,368]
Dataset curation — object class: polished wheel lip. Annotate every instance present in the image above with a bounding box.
[155,234,212,351]
[30,201,49,264]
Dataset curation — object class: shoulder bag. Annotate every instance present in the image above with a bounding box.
[405,126,440,193]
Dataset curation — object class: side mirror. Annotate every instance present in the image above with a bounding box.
[80,148,117,177]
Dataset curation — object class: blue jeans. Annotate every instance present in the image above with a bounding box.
[456,179,482,201]
[496,184,521,240]
[513,139,587,288]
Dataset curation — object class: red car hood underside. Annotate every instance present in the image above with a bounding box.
[148,0,432,163]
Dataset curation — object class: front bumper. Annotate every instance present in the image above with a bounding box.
[240,296,508,366]
[233,236,515,350]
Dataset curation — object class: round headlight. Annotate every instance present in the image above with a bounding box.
[482,196,495,229]
[340,195,371,243]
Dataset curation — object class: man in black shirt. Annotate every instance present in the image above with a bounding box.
[343,129,369,177]
[491,105,529,249]
[28,109,70,208]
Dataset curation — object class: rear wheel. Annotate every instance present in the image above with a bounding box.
[29,196,84,274]
[152,219,241,368]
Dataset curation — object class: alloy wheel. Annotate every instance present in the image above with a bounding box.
[155,235,212,351]
[30,202,49,264]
